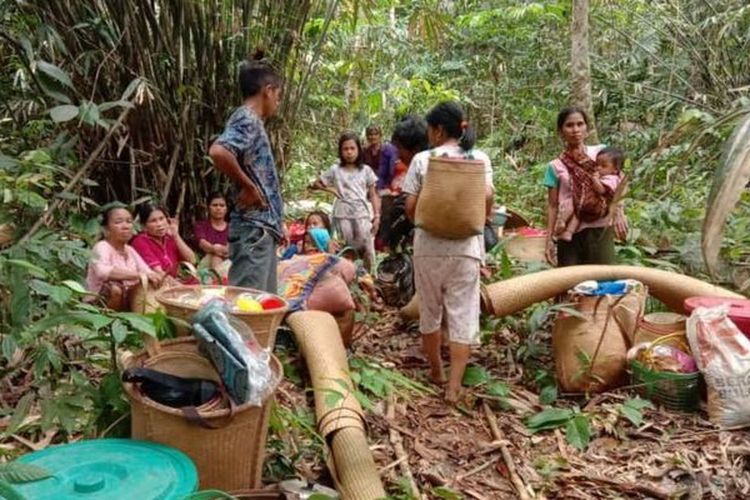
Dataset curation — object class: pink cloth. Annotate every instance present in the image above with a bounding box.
[86,240,151,294]
[194,220,228,246]
[551,144,622,232]
[131,232,181,277]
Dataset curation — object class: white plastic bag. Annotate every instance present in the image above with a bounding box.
[686,305,750,428]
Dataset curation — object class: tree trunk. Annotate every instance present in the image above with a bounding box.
[571,0,598,143]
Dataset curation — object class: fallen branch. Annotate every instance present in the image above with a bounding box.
[387,395,420,499]
[482,402,534,500]
[561,474,672,499]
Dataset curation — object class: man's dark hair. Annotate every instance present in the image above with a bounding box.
[238,49,282,99]
[365,124,381,135]
[391,115,429,154]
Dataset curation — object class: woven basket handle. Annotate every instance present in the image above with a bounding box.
[180,387,237,429]
[139,273,162,358]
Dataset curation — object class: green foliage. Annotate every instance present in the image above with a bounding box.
[526,407,592,451]
[617,397,655,427]
[0,462,52,500]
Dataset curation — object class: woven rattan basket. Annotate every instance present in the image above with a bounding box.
[123,337,281,490]
[155,286,288,348]
[414,155,487,239]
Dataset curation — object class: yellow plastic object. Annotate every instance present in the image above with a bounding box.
[235,294,263,313]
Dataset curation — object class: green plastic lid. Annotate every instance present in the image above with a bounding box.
[14,439,197,499]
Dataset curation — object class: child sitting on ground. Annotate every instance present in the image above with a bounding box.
[557,146,624,242]
[282,211,339,259]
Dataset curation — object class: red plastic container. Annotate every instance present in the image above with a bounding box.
[683,297,750,338]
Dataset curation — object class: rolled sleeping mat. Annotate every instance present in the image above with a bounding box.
[286,311,386,500]
[402,265,742,320]
[482,265,742,317]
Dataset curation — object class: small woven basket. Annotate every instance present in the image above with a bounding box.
[630,333,700,412]
[155,285,288,349]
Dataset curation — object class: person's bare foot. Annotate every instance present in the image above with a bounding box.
[559,231,573,242]
[445,383,462,404]
[429,366,447,386]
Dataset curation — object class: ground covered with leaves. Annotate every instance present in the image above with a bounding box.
[270,307,750,499]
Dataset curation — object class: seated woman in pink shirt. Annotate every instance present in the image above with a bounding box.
[86,205,162,310]
[194,193,229,270]
[131,203,196,279]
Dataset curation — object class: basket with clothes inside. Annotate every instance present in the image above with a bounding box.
[122,300,281,490]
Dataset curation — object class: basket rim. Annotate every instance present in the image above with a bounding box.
[630,359,699,380]
[155,285,289,318]
[427,155,486,166]
[124,351,282,418]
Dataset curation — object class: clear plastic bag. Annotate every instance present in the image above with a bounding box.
[687,305,750,428]
[192,300,277,406]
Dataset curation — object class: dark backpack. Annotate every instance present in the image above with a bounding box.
[376,253,415,307]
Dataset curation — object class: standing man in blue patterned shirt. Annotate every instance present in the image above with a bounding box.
[209,50,284,293]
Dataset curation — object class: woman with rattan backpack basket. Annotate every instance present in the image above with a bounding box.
[403,101,494,404]
[85,204,162,311]
[543,107,629,267]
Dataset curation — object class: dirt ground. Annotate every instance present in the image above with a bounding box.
[279,307,750,499]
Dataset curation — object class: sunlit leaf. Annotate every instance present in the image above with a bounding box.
[49,105,79,123]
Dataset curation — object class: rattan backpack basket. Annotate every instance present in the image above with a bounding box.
[415,154,487,239]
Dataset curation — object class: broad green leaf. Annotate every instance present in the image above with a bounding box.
[539,385,558,405]
[525,407,573,433]
[5,393,34,436]
[4,259,48,278]
[121,77,144,101]
[113,313,156,337]
[78,101,100,126]
[623,396,654,411]
[49,105,79,123]
[38,79,71,104]
[97,100,133,112]
[61,280,89,294]
[36,60,73,88]
[0,460,51,484]
[619,405,644,427]
[110,319,128,344]
[565,414,591,451]
[462,365,490,386]
[0,481,26,500]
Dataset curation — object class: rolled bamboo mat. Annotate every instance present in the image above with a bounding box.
[483,265,742,317]
[402,265,742,321]
[286,311,386,499]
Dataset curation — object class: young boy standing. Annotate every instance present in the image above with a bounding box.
[209,50,284,293]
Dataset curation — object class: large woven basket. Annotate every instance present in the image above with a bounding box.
[155,286,288,348]
[123,337,281,490]
[414,156,487,239]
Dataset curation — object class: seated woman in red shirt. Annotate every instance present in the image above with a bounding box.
[131,203,196,280]
[194,193,229,270]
